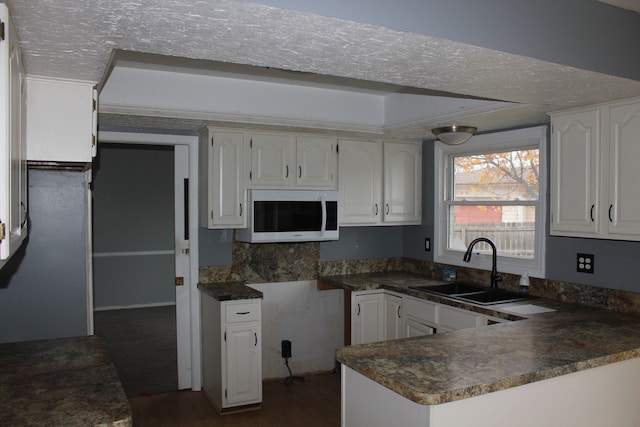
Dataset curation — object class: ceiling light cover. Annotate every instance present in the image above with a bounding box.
[432,125,477,145]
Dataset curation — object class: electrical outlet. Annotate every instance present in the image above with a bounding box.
[577,253,594,273]
[281,340,292,358]
[424,237,431,252]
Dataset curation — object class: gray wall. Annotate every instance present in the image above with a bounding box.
[254,0,640,81]
[0,169,89,343]
[92,144,175,309]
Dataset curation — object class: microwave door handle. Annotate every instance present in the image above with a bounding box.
[320,195,327,235]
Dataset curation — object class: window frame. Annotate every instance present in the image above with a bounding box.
[434,126,547,278]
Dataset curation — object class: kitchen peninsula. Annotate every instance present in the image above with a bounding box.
[0,336,132,426]
[321,272,640,427]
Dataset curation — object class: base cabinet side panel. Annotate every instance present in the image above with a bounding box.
[342,358,640,427]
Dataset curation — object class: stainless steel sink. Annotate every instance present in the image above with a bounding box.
[409,282,532,305]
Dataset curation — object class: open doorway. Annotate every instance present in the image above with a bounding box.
[92,143,177,397]
[91,131,202,395]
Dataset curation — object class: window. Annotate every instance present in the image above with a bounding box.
[434,126,547,278]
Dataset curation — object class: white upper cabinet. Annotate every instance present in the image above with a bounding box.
[383,142,422,224]
[550,97,640,240]
[607,100,640,237]
[26,77,97,162]
[248,132,337,189]
[200,128,246,229]
[248,132,295,188]
[338,139,383,225]
[339,140,421,226]
[296,135,336,188]
[0,3,28,267]
[550,108,600,236]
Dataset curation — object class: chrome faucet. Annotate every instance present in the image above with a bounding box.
[463,237,502,289]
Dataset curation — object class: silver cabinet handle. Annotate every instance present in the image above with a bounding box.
[397,306,401,318]
[374,204,378,216]
[285,165,289,178]
[385,204,390,215]
[298,165,302,178]
[590,204,594,222]
[239,203,243,217]
[254,332,258,346]
[357,303,360,316]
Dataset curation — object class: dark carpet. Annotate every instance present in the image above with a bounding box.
[94,305,178,398]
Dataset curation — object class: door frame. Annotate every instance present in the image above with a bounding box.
[96,130,201,391]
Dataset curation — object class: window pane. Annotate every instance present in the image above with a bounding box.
[453,149,539,201]
[448,205,536,259]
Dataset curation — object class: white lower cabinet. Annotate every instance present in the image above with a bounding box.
[404,317,436,338]
[351,290,492,344]
[351,292,384,345]
[201,296,262,412]
[383,294,403,341]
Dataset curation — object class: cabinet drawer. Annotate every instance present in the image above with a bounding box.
[438,305,482,330]
[403,297,437,323]
[224,301,261,324]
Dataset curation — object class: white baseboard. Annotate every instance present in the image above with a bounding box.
[94,301,176,312]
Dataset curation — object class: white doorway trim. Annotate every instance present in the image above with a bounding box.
[96,130,201,391]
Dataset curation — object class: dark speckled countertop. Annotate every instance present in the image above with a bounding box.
[321,272,640,405]
[198,281,263,301]
[0,336,132,426]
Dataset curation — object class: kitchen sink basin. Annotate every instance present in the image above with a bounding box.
[410,282,532,305]
[455,289,531,305]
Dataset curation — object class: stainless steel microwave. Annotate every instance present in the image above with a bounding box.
[235,189,339,243]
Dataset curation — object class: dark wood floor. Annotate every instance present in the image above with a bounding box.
[129,371,341,427]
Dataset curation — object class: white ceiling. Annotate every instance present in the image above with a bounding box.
[6,0,640,140]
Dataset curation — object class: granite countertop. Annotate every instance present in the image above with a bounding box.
[322,272,640,405]
[198,281,263,301]
[0,336,132,426]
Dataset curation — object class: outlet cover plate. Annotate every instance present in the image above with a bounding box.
[577,253,594,273]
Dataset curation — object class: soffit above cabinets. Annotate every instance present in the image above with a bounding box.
[98,51,518,140]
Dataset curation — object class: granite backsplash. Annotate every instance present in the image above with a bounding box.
[199,241,640,316]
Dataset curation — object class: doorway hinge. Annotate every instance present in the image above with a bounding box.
[175,276,184,286]
[250,138,252,149]
[0,21,5,42]
[0,222,5,241]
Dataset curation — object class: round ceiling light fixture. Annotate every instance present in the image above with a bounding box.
[431,125,477,145]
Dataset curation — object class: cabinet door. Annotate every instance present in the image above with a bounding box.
[25,77,96,162]
[383,142,421,224]
[438,305,484,330]
[607,101,640,238]
[550,110,600,236]
[338,140,383,225]
[201,130,246,228]
[225,322,262,405]
[352,293,383,345]
[383,294,403,340]
[249,133,295,187]
[405,317,436,338]
[296,136,337,188]
[0,4,27,265]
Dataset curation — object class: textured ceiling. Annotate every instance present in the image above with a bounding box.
[6,0,640,139]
